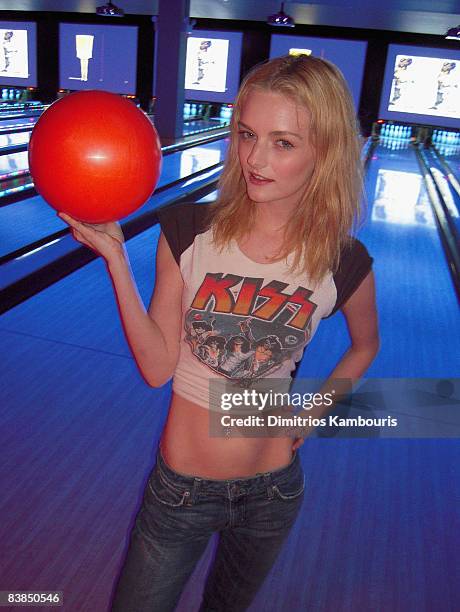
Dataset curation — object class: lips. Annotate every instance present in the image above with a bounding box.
[248,171,274,185]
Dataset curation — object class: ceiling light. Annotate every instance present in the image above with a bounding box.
[267,2,295,28]
[96,1,124,17]
[445,25,460,40]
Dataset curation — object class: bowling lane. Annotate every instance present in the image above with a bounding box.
[0,115,38,132]
[434,145,460,185]
[0,223,174,611]
[423,147,460,236]
[0,111,38,122]
[296,140,460,379]
[0,137,228,260]
[0,224,163,353]
[0,130,30,151]
[0,150,29,179]
[447,153,460,183]
[1,143,460,611]
[183,117,229,136]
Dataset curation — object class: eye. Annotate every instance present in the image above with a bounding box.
[238,130,255,140]
[276,139,294,149]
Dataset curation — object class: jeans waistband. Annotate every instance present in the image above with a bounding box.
[156,444,301,493]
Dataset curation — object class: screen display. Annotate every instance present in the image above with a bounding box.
[183,30,243,103]
[59,23,138,95]
[269,35,367,109]
[379,45,460,129]
[0,21,37,87]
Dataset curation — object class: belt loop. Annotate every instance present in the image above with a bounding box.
[187,477,201,506]
[263,472,274,499]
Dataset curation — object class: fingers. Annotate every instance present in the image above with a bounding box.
[58,212,121,235]
[56,212,125,259]
[57,211,86,230]
[58,212,101,236]
[71,227,90,247]
[57,212,95,247]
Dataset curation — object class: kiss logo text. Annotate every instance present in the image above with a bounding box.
[190,273,316,331]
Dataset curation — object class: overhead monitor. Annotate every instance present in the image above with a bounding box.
[270,35,367,109]
[0,21,37,87]
[59,23,138,95]
[379,44,460,128]
[183,30,243,103]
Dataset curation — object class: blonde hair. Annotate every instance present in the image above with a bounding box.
[207,54,364,283]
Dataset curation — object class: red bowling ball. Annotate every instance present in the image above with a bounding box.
[28,90,162,223]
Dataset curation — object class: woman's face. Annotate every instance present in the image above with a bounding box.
[237,89,316,213]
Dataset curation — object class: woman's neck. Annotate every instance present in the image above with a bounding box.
[252,201,295,235]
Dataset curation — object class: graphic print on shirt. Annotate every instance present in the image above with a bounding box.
[184,272,317,383]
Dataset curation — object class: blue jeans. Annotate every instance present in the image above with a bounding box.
[111,446,305,612]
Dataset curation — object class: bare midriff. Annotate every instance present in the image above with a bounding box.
[159,391,295,479]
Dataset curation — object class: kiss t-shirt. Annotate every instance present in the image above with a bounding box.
[157,203,373,411]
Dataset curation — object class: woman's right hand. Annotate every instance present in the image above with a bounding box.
[58,211,126,262]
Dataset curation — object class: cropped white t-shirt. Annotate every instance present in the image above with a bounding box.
[157,203,373,411]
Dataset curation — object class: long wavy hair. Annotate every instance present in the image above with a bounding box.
[206,54,364,283]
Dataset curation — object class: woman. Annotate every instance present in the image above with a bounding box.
[59,55,379,611]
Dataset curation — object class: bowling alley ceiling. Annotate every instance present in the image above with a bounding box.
[0,0,459,36]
